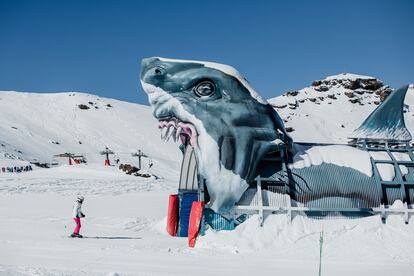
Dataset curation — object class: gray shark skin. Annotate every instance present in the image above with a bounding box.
[351,85,411,141]
[140,57,292,213]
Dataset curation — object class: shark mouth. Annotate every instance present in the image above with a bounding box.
[158,117,198,148]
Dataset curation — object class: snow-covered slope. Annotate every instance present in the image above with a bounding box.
[269,74,414,143]
[0,91,181,179]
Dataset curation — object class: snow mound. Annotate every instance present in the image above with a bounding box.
[198,213,414,266]
[325,73,376,81]
[292,144,409,181]
[291,145,373,176]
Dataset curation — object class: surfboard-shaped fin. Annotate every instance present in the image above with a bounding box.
[350,85,411,142]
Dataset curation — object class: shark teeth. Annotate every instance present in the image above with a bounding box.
[175,126,182,142]
[160,127,168,140]
[158,117,198,147]
[165,125,175,142]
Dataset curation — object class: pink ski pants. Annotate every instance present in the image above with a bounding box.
[73,218,81,234]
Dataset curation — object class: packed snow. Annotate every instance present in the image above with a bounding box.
[292,144,409,181]
[1,84,414,275]
[325,72,376,81]
[291,144,373,176]
[1,168,413,276]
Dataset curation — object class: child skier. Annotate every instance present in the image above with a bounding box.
[71,196,86,238]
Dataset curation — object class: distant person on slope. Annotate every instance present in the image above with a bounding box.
[71,196,86,238]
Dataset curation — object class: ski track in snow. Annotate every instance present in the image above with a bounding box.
[0,165,177,195]
[0,177,173,195]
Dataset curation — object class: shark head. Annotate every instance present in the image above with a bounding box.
[140,57,291,213]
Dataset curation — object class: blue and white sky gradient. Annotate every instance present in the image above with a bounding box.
[0,0,413,104]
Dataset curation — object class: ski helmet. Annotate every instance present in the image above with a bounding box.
[77,196,84,202]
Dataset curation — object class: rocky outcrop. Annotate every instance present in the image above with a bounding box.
[119,163,151,178]
[375,86,393,102]
[78,104,90,110]
[314,85,329,92]
[345,92,355,98]
[268,73,398,125]
[119,163,139,174]
[312,74,384,92]
[311,73,391,103]
[286,90,299,97]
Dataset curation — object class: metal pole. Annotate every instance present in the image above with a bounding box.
[138,150,142,170]
[319,231,324,276]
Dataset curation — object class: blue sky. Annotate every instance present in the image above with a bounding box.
[0,0,413,104]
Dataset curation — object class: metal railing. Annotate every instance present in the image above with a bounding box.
[235,175,414,225]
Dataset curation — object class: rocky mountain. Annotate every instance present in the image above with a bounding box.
[268,73,414,143]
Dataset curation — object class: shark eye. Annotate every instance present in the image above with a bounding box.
[153,66,166,76]
[194,81,215,97]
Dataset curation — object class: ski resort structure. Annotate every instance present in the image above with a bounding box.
[140,57,414,240]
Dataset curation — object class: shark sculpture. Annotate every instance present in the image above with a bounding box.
[140,57,412,216]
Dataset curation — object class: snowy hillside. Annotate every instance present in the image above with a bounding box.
[0,91,181,180]
[269,73,414,143]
